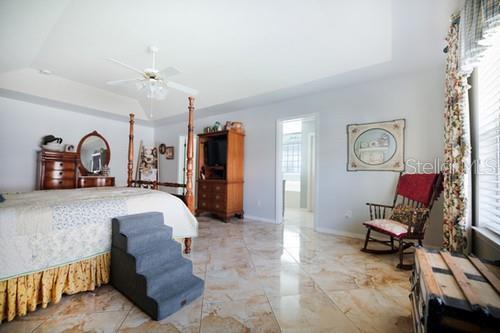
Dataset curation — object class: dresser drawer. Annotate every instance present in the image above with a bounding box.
[78,177,115,188]
[45,170,75,179]
[45,161,76,171]
[197,199,226,212]
[44,178,75,189]
[198,191,225,201]
[198,181,225,192]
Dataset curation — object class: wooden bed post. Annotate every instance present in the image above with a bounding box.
[184,97,195,254]
[127,113,135,187]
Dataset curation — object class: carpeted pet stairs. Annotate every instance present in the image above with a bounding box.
[111,212,204,320]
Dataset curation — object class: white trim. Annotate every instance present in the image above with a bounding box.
[244,215,276,224]
[177,135,186,195]
[275,120,284,225]
[315,226,365,240]
[472,226,500,247]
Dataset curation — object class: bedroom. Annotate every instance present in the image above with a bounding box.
[1,0,499,332]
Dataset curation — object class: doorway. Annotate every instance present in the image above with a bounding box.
[276,116,317,228]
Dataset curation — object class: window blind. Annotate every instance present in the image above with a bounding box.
[476,41,500,235]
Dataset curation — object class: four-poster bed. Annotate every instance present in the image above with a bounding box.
[0,97,198,323]
[126,96,197,254]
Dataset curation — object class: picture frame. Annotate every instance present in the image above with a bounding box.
[158,143,166,155]
[347,119,405,172]
[165,146,174,160]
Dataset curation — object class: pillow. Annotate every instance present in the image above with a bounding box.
[0,194,5,203]
[390,204,429,225]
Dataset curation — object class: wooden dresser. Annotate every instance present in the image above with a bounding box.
[411,248,500,333]
[38,150,79,190]
[196,129,244,222]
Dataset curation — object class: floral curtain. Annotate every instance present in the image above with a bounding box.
[459,0,500,74]
[443,22,470,252]
[443,1,499,252]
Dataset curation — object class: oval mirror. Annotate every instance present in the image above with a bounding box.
[77,131,111,175]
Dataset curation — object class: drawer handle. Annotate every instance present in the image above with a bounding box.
[58,180,62,184]
[203,185,207,189]
[202,202,206,206]
[216,195,220,199]
[216,186,220,190]
[59,172,63,176]
[202,194,206,198]
[59,162,64,167]
[215,204,220,208]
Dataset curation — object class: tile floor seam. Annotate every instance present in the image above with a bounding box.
[116,305,133,332]
[244,234,283,333]
[29,320,46,333]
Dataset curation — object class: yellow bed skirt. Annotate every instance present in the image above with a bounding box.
[0,252,111,323]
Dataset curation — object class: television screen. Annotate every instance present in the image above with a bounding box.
[205,140,227,166]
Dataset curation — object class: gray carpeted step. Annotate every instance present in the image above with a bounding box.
[110,212,204,321]
[113,225,172,253]
[134,240,183,273]
[141,257,193,298]
[155,275,204,320]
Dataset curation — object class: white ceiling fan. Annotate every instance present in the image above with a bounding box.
[106,46,198,101]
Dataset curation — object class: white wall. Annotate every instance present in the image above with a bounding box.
[0,97,154,191]
[155,68,445,246]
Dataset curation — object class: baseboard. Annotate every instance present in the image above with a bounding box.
[315,226,365,240]
[244,215,276,224]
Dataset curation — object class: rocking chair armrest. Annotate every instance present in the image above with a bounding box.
[365,203,394,209]
[366,203,395,219]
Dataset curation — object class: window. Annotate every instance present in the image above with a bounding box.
[282,133,301,173]
[282,120,302,174]
[474,41,500,235]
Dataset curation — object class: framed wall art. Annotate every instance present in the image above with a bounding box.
[165,146,174,160]
[158,143,167,155]
[347,119,405,172]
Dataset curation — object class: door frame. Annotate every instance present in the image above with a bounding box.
[275,113,319,228]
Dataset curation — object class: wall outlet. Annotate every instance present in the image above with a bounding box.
[344,210,352,219]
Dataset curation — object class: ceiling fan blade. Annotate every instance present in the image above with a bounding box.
[106,78,142,86]
[106,58,144,75]
[165,81,198,95]
[159,66,181,78]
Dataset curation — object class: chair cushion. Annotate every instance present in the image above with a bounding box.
[390,204,429,224]
[363,219,408,238]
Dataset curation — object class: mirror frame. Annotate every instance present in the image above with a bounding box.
[77,130,111,176]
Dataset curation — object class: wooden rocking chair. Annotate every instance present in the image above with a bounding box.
[361,173,443,270]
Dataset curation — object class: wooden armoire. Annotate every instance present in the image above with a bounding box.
[196,129,244,222]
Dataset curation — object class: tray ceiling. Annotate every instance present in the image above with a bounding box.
[0,0,460,121]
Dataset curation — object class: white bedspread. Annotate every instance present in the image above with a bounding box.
[0,187,198,280]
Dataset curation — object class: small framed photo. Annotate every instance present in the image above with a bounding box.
[347,119,405,172]
[165,146,174,160]
[158,143,166,155]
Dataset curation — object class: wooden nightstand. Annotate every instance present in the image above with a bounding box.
[78,176,115,188]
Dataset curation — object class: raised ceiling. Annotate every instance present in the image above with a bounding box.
[0,0,460,121]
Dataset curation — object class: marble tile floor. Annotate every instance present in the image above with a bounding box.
[1,216,414,333]
[283,208,314,229]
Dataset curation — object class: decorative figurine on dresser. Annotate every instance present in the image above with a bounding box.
[196,122,245,222]
[38,131,115,189]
